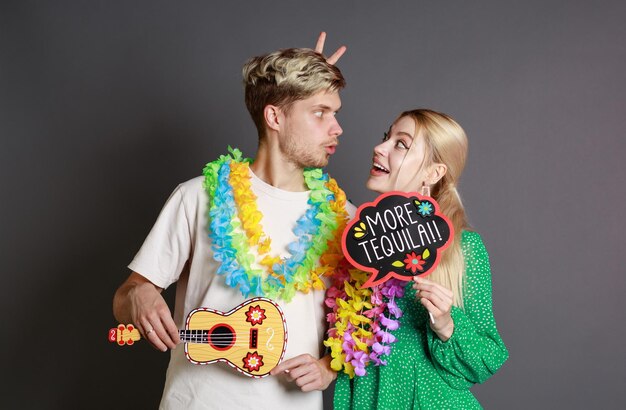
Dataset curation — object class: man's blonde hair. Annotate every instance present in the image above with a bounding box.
[242,48,345,138]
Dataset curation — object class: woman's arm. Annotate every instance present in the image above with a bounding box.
[426,231,509,389]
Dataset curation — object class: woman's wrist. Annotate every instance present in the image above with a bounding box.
[432,318,454,342]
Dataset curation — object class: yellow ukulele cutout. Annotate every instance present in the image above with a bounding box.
[108,298,288,378]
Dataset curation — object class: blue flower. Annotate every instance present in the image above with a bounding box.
[417,201,433,217]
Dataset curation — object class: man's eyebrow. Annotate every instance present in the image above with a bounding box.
[312,104,341,112]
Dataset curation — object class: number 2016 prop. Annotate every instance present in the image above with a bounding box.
[342,191,453,288]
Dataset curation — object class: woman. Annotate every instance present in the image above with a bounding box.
[325,109,508,409]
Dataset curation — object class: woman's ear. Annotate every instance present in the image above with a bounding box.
[427,162,447,185]
[263,105,281,132]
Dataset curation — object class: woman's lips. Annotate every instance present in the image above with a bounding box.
[370,166,389,176]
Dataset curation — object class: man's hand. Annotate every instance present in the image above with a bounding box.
[113,271,180,351]
[315,31,347,65]
[270,354,336,392]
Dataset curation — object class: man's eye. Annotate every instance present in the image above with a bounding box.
[314,111,323,118]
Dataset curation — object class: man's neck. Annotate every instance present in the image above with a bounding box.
[250,143,308,192]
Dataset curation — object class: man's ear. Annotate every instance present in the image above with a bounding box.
[263,105,281,132]
[427,163,447,185]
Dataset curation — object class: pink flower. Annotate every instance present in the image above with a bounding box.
[363,304,385,318]
[326,286,344,299]
[342,331,356,361]
[371,288,384,305]
[351,350,369,376]
[380,314,399,331]
[326,312,337,325]
[387,299,403,318]
[372,342,390,356]
[379,331,397,344]
[369,352,387,366]
[382,279,406,298]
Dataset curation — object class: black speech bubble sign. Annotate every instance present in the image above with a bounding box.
[342,191,454,288]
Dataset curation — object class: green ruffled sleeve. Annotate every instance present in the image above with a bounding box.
[427,231,509,389]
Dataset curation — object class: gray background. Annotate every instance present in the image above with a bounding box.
[1,1,625,408]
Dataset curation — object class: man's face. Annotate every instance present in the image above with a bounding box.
[277,90,343,168]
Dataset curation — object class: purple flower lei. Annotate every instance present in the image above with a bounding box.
[324,260,406,377]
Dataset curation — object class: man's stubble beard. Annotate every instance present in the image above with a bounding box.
[281,133,328,169]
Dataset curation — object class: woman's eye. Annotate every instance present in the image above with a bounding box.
[382,131,389,141]
[396,140,409,149]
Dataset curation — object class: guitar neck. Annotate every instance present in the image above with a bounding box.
[179,329,209,344]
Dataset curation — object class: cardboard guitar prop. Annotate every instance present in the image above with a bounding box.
[342,191,453,288]
[108,297,288,378]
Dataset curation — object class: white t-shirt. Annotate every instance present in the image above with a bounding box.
[129,170,355,410]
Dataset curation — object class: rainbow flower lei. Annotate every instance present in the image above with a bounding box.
[203,147,349,302]
[324,262,406,377]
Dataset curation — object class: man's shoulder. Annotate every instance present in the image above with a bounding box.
[179,175,204,189]
[175,176,206,199]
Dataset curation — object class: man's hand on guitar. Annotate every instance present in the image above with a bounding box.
[270,354,336,392]
[114,271,180,351]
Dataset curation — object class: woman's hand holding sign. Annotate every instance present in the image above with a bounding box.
[413,276,455,342]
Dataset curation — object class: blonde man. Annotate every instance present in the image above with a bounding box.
[113,37,354,409]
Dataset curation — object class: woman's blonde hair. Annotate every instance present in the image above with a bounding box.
[242,48,345,138]
[398,109,470,308]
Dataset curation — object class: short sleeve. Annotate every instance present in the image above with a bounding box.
[128,185,193,289]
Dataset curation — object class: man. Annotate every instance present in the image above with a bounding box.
[113,36,354,409]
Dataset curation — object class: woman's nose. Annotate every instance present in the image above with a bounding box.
[373,142,387,157]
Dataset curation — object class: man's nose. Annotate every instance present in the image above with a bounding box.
[330,117,343,137]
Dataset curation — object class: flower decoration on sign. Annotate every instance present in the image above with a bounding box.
[242,351,264,372]
[352,221,368,239]
[414,199,434,217]
[245,305,267,326]
[403,252,426,273]
[390,249,431,274]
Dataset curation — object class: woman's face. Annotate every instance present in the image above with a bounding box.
[366,116,430,194]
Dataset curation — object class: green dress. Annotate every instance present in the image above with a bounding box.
[333,231,508,409]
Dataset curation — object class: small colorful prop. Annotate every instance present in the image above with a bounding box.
[342,191,453,288]
[108,298,288,378]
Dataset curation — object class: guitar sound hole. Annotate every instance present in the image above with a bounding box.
[209,325,235,350]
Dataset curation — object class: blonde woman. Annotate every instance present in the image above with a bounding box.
[325,109,509,409]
